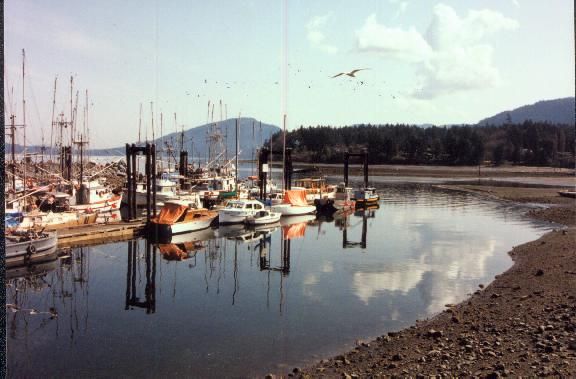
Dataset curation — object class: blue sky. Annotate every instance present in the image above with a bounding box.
[4,0,574,148]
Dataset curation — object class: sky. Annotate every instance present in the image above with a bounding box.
[4,0,575,148]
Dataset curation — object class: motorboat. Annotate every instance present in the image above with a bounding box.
[353,187,380,206]
[245,209,281,226]
[218,199,266,224]
[150,200,218,236]
[271,190,316,216]
[5,230,58,268]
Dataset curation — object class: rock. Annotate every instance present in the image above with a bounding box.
[535,269,545,276]
[479,284,485,289]
[265,374,275,379]
[391,353,403,361]
[427,329,443,338]
[491,293,501,299]
[292,367,301,374]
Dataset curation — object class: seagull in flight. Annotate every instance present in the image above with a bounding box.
[331,68,370,78]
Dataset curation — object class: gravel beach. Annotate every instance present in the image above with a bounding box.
[289,183,575,378]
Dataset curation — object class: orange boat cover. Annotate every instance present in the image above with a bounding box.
[282,222,307,240]
[155,203,187,224]
[283,190,308,206]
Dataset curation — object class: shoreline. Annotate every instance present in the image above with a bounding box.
[290,183,575,378]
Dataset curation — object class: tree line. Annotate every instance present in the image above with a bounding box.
[269,121,575,167]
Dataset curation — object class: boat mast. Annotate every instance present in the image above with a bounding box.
[235,114,239,192]
[22,49,26,195]
[138,103,142,144]
[50,76,57,163]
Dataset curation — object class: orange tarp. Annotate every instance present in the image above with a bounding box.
[155,203,187,224]
[283,190,308,206]
[282,222,307,240]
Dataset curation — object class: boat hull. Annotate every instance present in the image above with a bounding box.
[5,232,59,268]
[271,204,317,216]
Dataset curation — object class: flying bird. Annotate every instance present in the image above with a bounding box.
[331,68,370,78]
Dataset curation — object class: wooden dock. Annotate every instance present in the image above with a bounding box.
[57,220,147,247]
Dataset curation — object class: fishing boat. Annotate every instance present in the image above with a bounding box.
[292,177,336,203]
[17,210,98,230]
[70,180,122,212]
[245,209,281,226]
[333,183,356,210]
[354,187,380,206]
[218,199,267,224]
[271,190,317,216]
[5,230,58,268]
[150,200,218,236]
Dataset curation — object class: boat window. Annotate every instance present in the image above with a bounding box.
[254,203,262,210]
[245,204,253,209]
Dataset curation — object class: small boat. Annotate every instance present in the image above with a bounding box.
[333,183,356,210]
[558,190,576,198]
[271,190,317,216]
[218,199,267,224]
[353,187,380,206]
[5,230,58,268]
[150,200,218,236]
[245,209,281,225]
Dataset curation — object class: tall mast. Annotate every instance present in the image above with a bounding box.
[50,76,57,163]
[235,114,239,191]
[70,75,74,147]
[282,114,286,192]
[138,103,142,144]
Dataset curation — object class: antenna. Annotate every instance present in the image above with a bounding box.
[50,76,57,162]
[138,103,142,144]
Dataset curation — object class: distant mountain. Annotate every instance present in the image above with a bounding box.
[7,118,281,159]
[478,97,575,126]
[92,117,281,159]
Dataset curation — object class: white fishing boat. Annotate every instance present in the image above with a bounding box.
[218,199,266,224]
[71,178,122,212]
[5,230,58,268]
[150,200,218,236]
[333,183,356,210]
[271,190,316,216]
[245,209,281,226]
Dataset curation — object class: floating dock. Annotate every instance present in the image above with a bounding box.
[57,220,147,247]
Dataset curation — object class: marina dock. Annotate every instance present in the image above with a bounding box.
[57,220,147,247]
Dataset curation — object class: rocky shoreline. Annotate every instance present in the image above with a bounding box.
[289,185,575,378]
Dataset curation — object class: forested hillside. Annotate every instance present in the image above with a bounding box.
[271,122,575,167]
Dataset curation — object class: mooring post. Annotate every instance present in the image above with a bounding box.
[126,144,132,220]
[361,212,368,249]
[131,144,137,219]
[284,148,292,190]
[363,149,369,189]
[145,143,151,224]
[344,152,350,187]
[152,144,157,217]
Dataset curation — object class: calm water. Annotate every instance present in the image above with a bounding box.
[6,185,552,377]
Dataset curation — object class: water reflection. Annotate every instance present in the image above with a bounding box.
[7,185,552,377]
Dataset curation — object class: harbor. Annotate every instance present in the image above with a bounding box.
[4,1,576,377]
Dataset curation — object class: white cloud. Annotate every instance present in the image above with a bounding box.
[306,13,338,54]
[355,4,519,98]
[356,14,432,62]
